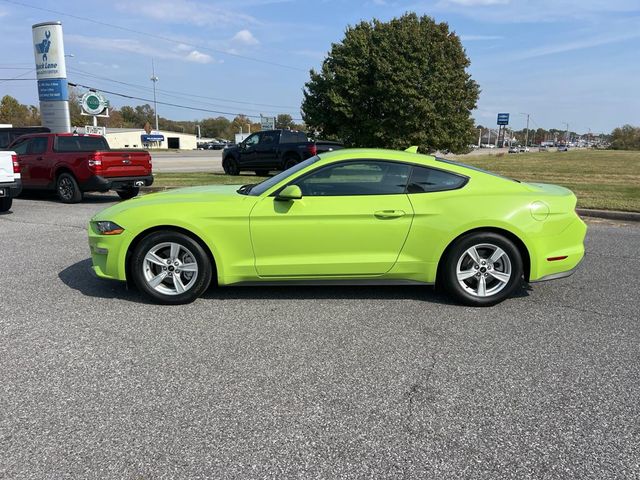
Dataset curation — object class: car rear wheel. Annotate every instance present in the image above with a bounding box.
[57,173,82,203]
[0,197,12,212]
[442,232,523,307]
[116,186,140,200]
[131,231,213,305]
[223,157,240,175]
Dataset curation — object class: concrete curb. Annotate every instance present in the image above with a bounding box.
[577,208,640,222]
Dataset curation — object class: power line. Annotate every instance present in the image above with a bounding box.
[0,68,35,85]
[1,0,306,72]
[67,66,301,112]
[68,81,304,121]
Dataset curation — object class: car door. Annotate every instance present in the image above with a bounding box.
[24,136,50,188]
[238,132,261,167]
[255,131,280,167]
[249,160,414,277]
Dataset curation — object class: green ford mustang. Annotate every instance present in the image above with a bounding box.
[88,148,586,306]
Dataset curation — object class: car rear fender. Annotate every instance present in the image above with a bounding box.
[436,223,534,283]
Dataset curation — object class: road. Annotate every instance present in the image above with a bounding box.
[1,196,639,479]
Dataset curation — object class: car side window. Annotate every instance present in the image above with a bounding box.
[243,133,261,147]
[11,138,30,155]
[407,166,467,193]
[260,132,278,145]
[28,137,48,154]
[294,161,411,196]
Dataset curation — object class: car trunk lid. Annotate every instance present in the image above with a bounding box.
[95,150,152,178]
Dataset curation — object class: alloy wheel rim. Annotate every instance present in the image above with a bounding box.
[456,243,512,298]
[59,177,73,199]
[142,242,199,296]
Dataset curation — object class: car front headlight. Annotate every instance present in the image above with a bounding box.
[94,221,124,235]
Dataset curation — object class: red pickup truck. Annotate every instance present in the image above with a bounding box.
[9,133,153,203]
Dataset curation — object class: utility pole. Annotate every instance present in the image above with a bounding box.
[520,112,530,147]
[477,127,482,148]
[196,124,201,138]
[563,122,569,144]
[150,59,159,132]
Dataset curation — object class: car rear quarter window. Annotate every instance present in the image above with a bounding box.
[407,166,467,193]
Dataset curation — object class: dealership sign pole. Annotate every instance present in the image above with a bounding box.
[32,21,71,133]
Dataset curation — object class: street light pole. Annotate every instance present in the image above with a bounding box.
[150,59,159,132]
[563,122,569,144]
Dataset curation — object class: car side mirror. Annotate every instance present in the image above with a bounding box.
[276,185,302,201]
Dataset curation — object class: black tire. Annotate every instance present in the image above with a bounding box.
[130,231,213,305]
[283,156,299,170]
[0,197,12,212]
[223,156,240,175]
[116,187,140,200]
[56,172,82,203]
[441,232,523,307]
[254,169,269,176]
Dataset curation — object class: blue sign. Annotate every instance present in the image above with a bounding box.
[141,134,165,142]
[37,78,68,101]
[497,113,510,126]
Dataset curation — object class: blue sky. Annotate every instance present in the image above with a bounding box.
[1,0,638,133]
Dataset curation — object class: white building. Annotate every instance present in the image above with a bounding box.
[80,127,199,150]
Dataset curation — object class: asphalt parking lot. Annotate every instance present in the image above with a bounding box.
[1,195,639,479]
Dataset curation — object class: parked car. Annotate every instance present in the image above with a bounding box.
[89,147,586,306]
[508,146,519,154]
[0,149,21,212]
[9,133,153,203]
[519,146,530,153]
[538,146,549,152]
[222,129,342,175]
[0,126,50,150]
[557,145,569,152]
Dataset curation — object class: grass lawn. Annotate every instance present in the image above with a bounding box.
[150,150,640,212]
[453,150,640,212]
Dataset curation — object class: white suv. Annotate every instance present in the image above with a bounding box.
[0,150,21,212]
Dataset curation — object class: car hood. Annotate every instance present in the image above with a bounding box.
[92,184,252,221]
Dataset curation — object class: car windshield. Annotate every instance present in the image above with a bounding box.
[436,157,519,183]
[241,156,322,196]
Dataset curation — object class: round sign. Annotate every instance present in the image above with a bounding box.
[81,91,108,115]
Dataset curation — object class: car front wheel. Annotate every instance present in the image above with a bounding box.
[131,231,213,305]
[223,157,240,175]
[442,232,523,307]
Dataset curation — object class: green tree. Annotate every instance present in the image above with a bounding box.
[0,95,39,126]
[301,13,480,153]
[610,125,640,150]
[276,114,295,130]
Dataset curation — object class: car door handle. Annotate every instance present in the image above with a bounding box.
[374,210,406,219]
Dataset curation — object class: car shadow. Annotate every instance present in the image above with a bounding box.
[19,191,120,204]
[61,258,511,306]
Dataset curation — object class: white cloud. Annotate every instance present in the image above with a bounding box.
[66,34,215,64]
[459,34,503,41]
[116,0,257,27]
[232,30,260,46]
[513,31,640,60]
[185,50,213,63]
[445,0,509,5]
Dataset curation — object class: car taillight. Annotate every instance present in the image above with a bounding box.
[11,154,20,174]
[88,154,103,170]
[308,144,317,156]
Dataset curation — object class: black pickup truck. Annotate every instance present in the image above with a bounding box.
[222,129,342,175]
